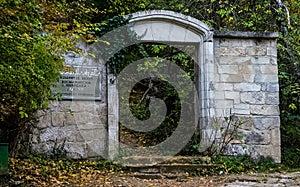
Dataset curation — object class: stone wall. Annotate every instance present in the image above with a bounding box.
[30,42,108,159]
[29,11,281,163]
[213,31,280,162]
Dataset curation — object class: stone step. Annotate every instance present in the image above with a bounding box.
[118,156,213,166]
[120,156,218,179]
[125,163,217,179]
[129,172,188,179]
[126,163,215,173]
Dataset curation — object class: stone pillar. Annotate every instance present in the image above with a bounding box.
[199,39,217,152]
[107,74,119,160]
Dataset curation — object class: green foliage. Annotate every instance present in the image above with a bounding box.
[50,139,67,160]
[277,0,300,168]
[119,44,195,147]
[190,155,281,176]
[0,0,145,155]
[211,155,280,174]
[0,0,74,155]
[142,0,279,31]
[177,130,201,156]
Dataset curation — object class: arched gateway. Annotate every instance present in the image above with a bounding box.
[107,10,215,159]
[32,10,281,163]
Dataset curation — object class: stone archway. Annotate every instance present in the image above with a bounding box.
[31,10,281,163]
[107,10,215,159]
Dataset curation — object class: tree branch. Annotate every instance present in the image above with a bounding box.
[275,0,291,26]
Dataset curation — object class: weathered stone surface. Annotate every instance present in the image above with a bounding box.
[234,104,250,110]
[31,142,55,155]
[214,83,234,91]
[270,128,281,146]
[215,38,256,47]
[254,74,278,83]
[267,47,277,56]
[225,91,240,103]
[69,101,99,113]
[39,127,65,142]
[215,91,225,100]
[215,108,231,117]
[242,74,255,82]
[238,64,259,74]
[232,104,250,115]
[86,140,106,158]
[266,93,280,105]
[216,47,246,56]
[234,83,261,92]
[227,75,245,83]
[270,57,277,65]
[260,65,278,74]
[65,142,86,159]
[215,99,234,109]
[253,145,281,163]
[225,144,250,156]
[36,111,51,129]
[79,128,105,141]
[52,100,72,112]
[65,112,76,125]
[98,104,108,115]
[241,92,265,104]
[38,125,85,143]
[65,126,85,142]
[236,116,253,130]
[260,39,277,47]
[250,105,280,115]
[73,112,102,125]
[245,130,270,145]
[251,56,271,65]
[52,112,65,127]
[30,134,39,144]
[231,109,250,115]
[220,74,245,83]
[247,47,266,56]
[253,116,280,130]
[218,65,239,74]
[77,123,105,130]
[214,31,279,40]
[218,56,251,65]
[265,83,279,92]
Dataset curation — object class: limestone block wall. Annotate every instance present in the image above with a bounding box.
[32,101,107,159]
[30,42,108,159]
[213,31,281,162]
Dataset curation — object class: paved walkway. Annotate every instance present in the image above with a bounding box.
[220,172,300,187]
[109,171,300,186]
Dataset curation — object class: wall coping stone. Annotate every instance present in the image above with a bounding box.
[214,30,279,39]
[129,10,214,42]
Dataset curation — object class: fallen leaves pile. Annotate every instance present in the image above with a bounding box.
[2,156,122,186]
[0,156,227,186]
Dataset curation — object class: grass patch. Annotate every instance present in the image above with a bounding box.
[192,154,288,176]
